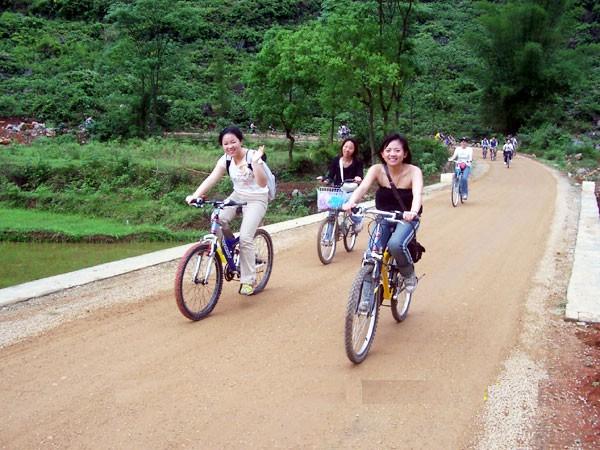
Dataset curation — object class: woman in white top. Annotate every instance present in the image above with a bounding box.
[448,137,473,201]
[186,126,269,296]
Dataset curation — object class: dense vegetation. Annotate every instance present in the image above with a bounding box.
[0,0,598,242]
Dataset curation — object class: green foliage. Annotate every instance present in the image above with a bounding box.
[471,0,582,133]
[520,124,600,168]
[409,137,448,176]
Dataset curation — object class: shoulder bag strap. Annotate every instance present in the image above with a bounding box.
[339,157,344,184]
[383,164,408,211]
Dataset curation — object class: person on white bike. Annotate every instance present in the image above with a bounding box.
[448,137,473,201]
[185,126,269,296]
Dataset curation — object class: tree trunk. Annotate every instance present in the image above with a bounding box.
[285,128,295,163]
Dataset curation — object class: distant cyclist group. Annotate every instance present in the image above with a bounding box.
[480,135,518,167]
[176,124,518,362]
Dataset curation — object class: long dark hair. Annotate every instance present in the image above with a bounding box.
[378,133,412,164]
[340,138,360,160]
[218,126,244,145]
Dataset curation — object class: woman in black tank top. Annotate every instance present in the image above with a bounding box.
[343,133,423,291]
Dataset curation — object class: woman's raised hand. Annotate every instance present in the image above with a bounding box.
[253,145,265,163]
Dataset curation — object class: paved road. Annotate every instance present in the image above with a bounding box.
[0,155,558,448]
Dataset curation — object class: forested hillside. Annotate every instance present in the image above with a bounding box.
[1,0,598,156]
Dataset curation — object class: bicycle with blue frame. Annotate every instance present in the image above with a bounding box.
[316,180,363,265]
[451,161,468,207]
[344,208,422,364]
[174,198,274,321]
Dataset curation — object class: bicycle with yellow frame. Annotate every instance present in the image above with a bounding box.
[344,207,420,364]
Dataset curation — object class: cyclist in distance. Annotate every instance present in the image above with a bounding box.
[448,137,473,201]
[481,136,490,159]
[342,133,423,292]
[503,137,514,166]
[185,125,269,296]
[321,137,364,231]
[490,136,498,160]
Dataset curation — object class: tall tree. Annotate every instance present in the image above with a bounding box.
[245,27,319,162]
[320,0,417,160]
[106,0,202,135]
[472,0,579,133]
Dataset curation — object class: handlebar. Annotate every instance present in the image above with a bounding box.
[363,207,420,223]
[188,198,247,208]
[317,176,361,187]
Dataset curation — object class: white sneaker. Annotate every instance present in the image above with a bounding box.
[404,273,418,293]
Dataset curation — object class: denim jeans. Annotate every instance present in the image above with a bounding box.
[455,165,471,196]
[369,218,420,277]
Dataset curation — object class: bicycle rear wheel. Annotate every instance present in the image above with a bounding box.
[317,217,337,264]
[343,215,357,252]
[451,175,460,207]
[253,229,273,293]
[344,264,381,364]
[174,243,223,321]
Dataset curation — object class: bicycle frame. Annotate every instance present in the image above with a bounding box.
[191,201,242,282]
[361,210,405,303]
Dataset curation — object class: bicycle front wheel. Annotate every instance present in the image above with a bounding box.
[391,283,413,323]
[343,215,357,252]
[253,229,273,293]
[174,243,223,321]
[451,175,460,207]
[344,264,381,364]
[317,217,337,264]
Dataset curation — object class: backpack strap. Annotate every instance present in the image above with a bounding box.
[226,149,267,176]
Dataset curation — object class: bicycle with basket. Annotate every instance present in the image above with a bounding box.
[316,181,363,264]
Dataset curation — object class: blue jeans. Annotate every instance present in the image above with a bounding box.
[455,165,470,196]
[369,218,420,277]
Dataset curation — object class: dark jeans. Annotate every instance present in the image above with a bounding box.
[369,218,420,277]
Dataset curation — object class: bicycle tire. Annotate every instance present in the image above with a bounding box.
[391,283,413,323]
[344,264,381,364]
[317,217,337,264]
[343,215,357,252]
[174,242,223,321]
[451,175,460,207]
[253,229,273,293]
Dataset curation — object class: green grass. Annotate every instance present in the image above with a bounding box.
[0,206,195,242]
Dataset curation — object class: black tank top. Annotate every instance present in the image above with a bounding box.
[375,187,423,214]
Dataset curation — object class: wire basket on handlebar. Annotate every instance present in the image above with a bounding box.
[317,186,351,211]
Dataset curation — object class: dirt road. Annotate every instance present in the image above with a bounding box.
[1,155,565,448]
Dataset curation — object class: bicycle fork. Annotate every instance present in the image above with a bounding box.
[192,237,220,285]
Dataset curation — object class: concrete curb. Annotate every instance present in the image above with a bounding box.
[565,181,600,323]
